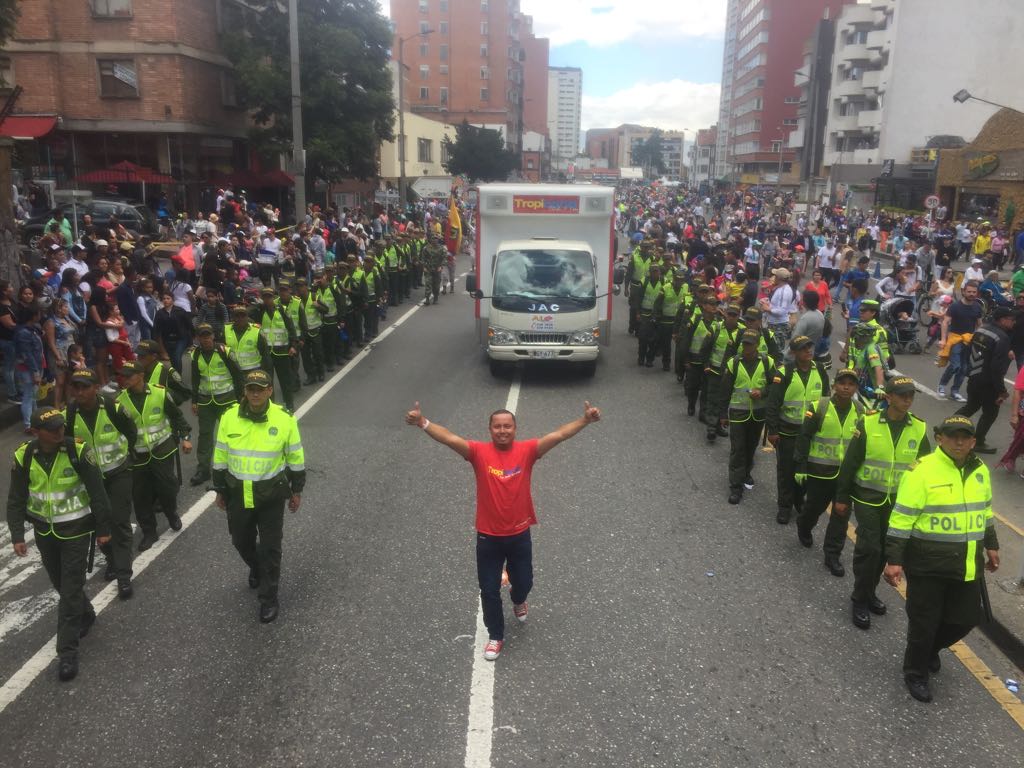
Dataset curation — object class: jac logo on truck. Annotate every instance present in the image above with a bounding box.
[512,195,580,214]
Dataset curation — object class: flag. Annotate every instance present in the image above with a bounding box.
[445,194,462,255]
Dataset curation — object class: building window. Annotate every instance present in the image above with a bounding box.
[526,159,535,169]
[783,96,800,104]
[440,87,448,105]
[439,21,448,34]
[419,64,429,80]
[439,45,448,62]
[440,0,448,11]
[419,87,429,100]
[782,118,798,126]
[0,57,12,91]
[441,142,452,165]
[480,87,489,101]
[480,67,489,80]
[480,44,488,57]
[419,43,429,57]
[91,0,133,17]
[98,59,139,98]
[439,64,449,75]
[220,71,238,107]
[481,21,489,35]
[771,141,782,153]
[481,0,489,10]
[419,21,430,33]
[418,0,427,11]
[417,138,433,163]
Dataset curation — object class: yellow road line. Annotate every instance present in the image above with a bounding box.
[837,511,1024,728]
[993,511,1024,539]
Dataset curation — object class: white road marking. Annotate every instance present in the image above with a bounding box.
[463,370,520,768]
[0,299,428,716]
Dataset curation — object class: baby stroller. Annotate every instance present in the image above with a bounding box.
[879,296,922,354]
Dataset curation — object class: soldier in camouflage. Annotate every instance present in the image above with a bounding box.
[420,233,448,306]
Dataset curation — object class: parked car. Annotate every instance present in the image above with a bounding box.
[20,198,162,249]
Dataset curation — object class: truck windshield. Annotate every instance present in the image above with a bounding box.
[492,249,596,312]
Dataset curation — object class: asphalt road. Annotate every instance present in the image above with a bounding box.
[0,251,1021,767]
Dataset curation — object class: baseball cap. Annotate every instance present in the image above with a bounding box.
[859,299,880,311]
[674,267,688,279]
[772,268,791,280]
[740,328,760,345]
[725,303,742,316]
[991,306,1015,320]
[852,322,876,340]
[244,369,272,388]
[136,339,160,356]
[743,307,762,322]
[789,335,814,351]
[70,369,98,386]
[94,239,108,247]
[885,376,916,395]
[49,243,63,252]
[120,361,145,376]
[31,408,65,431]
[834,368,859,383]
[278,280,292,291]
[232,304,250,316]
[935,414,975,436]
[195,323,214,336]
[261,287,276,297]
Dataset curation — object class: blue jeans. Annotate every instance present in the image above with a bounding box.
[16,370,36,427]
[475,529,533,641]
[938,343,966,392]
[0,338,16,399]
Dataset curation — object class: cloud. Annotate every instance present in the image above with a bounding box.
[521,0,726,47]
[581,79,721,134]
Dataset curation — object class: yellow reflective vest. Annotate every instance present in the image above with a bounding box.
[14,439,93,538]
[225,324,263,371]
[727,355,770,422]
[805,397,862,480]
[117,385,175,458]
[852,411,928,506]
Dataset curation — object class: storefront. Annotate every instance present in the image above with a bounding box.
[935,108,1024,229]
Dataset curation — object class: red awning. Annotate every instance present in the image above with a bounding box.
[0,115,58,140]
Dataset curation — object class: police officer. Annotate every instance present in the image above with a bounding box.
[382,234,401,306]
[766,335,829,524]
[421,233,447,306]
[701,303,743,441]
[835,376,930,630]
[651,268,689,372]
[213,370,305,624]
[635,263,663,367]
[117,361,193,551]
[7,408,112,681]
[681,295,718,420]
[277,280,304,389]
[846,322,887,399]
[136,339,190,405]
[315,269,342,371]
[66,368,138,598]
[189,323,242,486]
[793,367,863,576]
[715,328,774,504]
[224,304,269,376]
[296,277,326,384]
[625,238,655,335]
[360,255,383,338]
[884,415,1000,703]
[741,307,780,361]
[255,286,299,411]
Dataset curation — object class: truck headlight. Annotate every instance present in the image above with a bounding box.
[568,327,600,345]
[488,326,516,345]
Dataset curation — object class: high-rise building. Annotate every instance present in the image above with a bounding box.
[389,0,549,152]
[547,67,582,170]
[715,0,854,184]
[689,126,718,189]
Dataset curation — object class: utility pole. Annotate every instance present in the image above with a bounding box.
[288,0,306,223]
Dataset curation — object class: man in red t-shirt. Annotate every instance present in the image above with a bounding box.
[406,400,601,660]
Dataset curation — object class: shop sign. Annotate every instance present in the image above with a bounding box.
[964,149,1024,181]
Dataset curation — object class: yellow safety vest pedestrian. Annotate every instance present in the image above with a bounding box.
[278,298,301,335]
[659,283,688,322]
[225,324,263,371]
[318,285,339,320]
[260,309,290,351]
[14,440,92,536]
[806,397,862,480]
[778,364,825,433]
[709,323,741,369]
[213,402,305,509]
[889,449,994,581]
[68,401,129,475]
[640,280,660,312]
[852,411,927,506]
[727,356,769,422]
[300,294,323,334]
[194,348,236,400]
[689,318,714,355]
[631,251,651,284]
[117,385,174,456]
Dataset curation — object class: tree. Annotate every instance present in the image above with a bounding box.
[0,0,17,53]
[221,0,394,182]
[631,130,667,177]
[441,122,518,182]
[0,0,21,288]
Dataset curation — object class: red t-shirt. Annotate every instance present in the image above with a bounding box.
[466,439,539,536]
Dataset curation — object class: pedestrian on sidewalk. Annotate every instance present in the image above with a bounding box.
[405,399,601,661]
[955,306,1015,453]
[937,282,983,402]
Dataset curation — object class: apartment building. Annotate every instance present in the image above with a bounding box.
[689,125,718,189]
[547,66,582,170]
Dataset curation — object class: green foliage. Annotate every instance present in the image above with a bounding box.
[221,0,395,182]
[0,0,18,50]
[631,129,667,176]
[441,121,518,182]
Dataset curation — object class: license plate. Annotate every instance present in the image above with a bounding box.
[530,350,557,359]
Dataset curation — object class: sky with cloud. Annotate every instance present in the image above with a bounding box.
[378,0,725,143]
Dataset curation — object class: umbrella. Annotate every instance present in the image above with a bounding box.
[74,160,176,203]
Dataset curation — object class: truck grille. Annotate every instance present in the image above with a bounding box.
[517,332,570,344]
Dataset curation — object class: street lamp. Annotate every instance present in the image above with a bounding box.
[952,89,1024,115]
[397,28,434,213]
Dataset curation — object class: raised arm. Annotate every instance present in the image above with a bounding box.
[406,401,471,459]
[536,401,601,459]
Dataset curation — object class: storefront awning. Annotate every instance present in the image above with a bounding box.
[0,115,58,140]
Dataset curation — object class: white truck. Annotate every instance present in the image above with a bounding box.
[466,184,616,376]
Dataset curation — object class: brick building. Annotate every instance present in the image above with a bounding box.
[390,0,549,153]
[1,0,256,211]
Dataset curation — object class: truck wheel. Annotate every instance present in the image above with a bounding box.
[489,359,505,377]
[579,360,597,377]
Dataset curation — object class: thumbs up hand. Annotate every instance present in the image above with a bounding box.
[406,401,425,427]
[583,400,601,423]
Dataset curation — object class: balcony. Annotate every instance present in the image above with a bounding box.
[839,44,870,64]
[861,70,881,91]
[866,29,889,50]
[829,114,860,133]
[842,4,877,24]
[857,109,882,131]
[853,147,880,164]
[834,78,866,98]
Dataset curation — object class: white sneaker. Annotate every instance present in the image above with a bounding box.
[483,639,503,660]
[950,391,966,402]
[513,602,528,623]
[937,385,946,398]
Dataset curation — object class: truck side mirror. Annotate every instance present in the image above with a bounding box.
[612,284,621,296]
[465,273,477,294]
[471,289,484,300]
